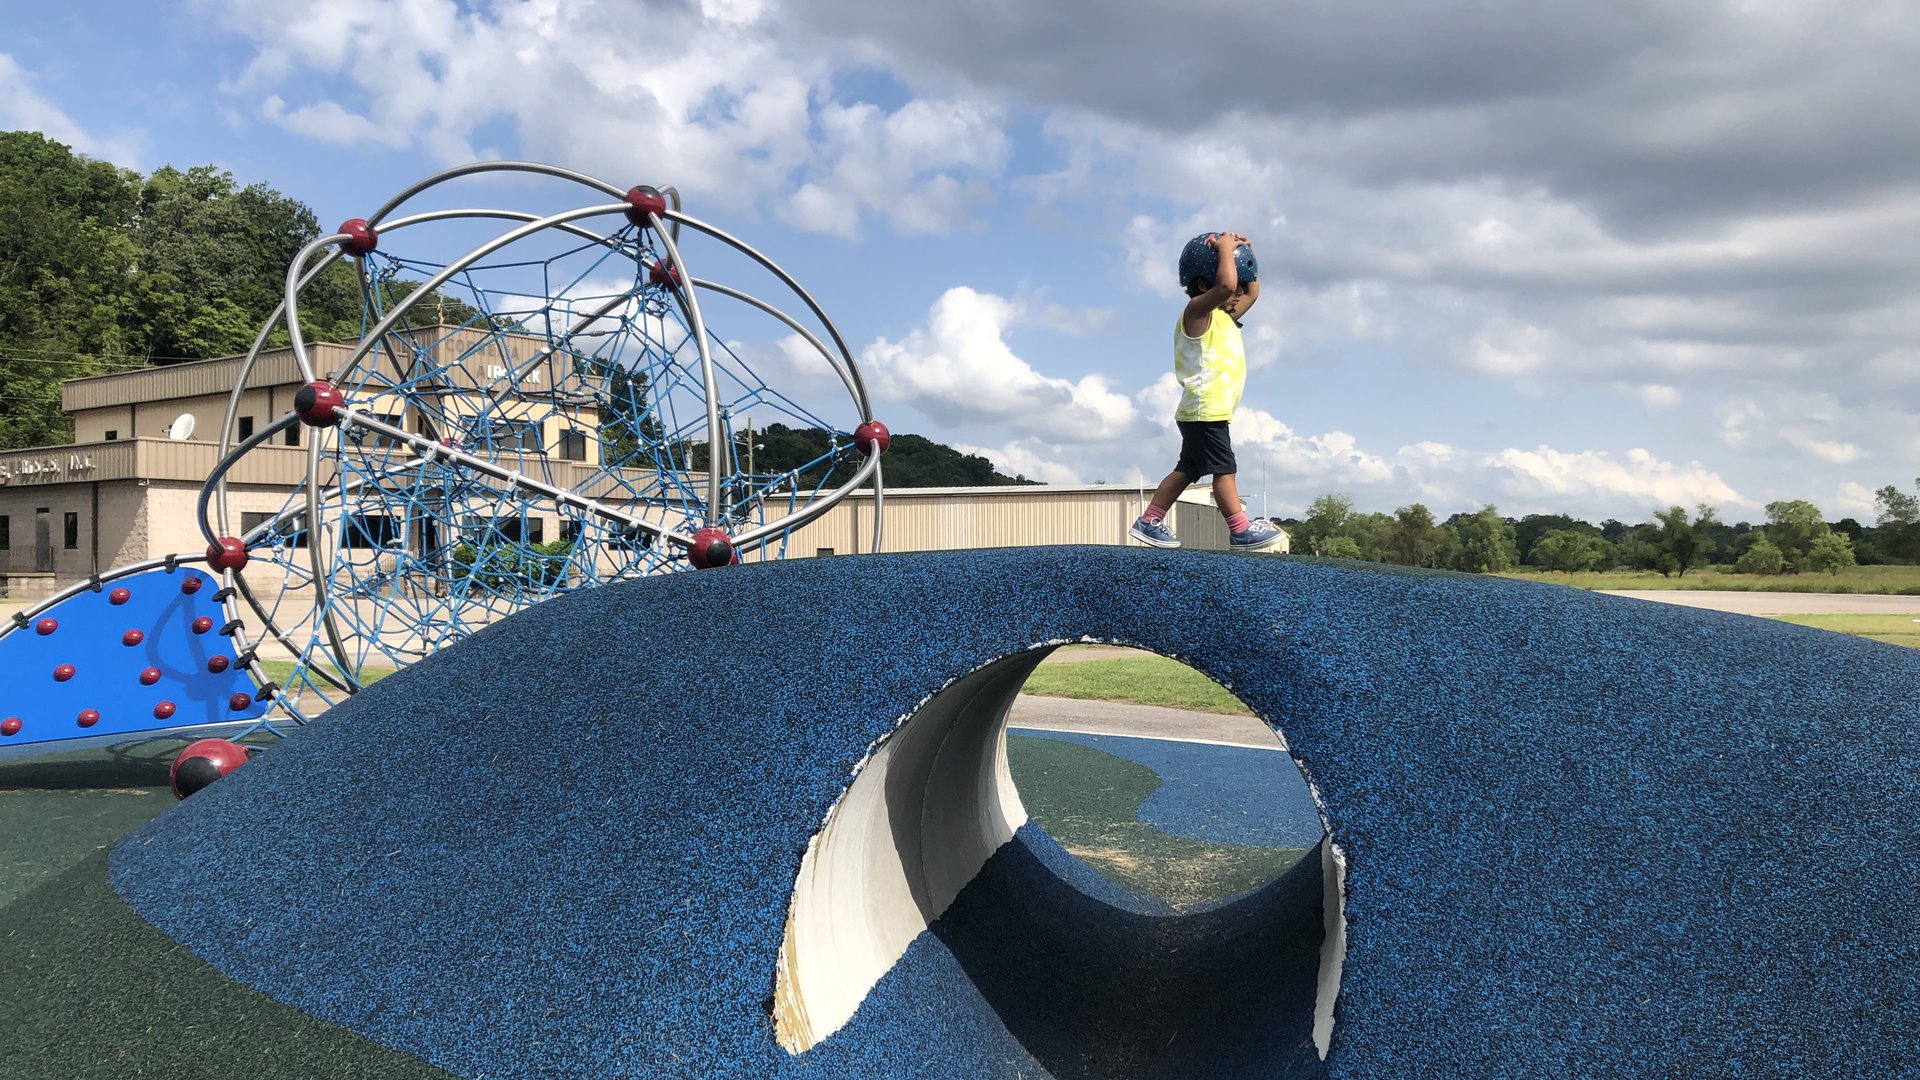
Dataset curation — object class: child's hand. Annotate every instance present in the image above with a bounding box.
[1209,231,1247,251]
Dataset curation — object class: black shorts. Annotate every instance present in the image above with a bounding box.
[1174,420,1237,479]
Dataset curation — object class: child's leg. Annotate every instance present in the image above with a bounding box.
[1146,471,1193,515]
[1211,473,1245,518]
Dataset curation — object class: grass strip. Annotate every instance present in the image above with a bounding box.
[1498,565,1920,594]
[1771,613,1920,649]
[1021,656,1253,715]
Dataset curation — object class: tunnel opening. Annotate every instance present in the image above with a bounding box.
[773,643,1347,1076]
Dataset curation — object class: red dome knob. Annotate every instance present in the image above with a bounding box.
[109,587,131,605]
[207,655,231,674]
[207,537,249,571]
[854,420,890,456]
[648,259,681,288]
[77,709,100,728]
[229,692,254,712]
[53,663,76,682]
[687,527,736,569]
[140,667,163,685]
[153,701,177,720]
[294,380,346,427]
[122,629,145,647]
[338,218,378,256]
[624,185,668,227]
[170,738,251,799]
[181,576,205,594]
[192,616,214,635]
[0,717,20,737]
[35,618,57,636]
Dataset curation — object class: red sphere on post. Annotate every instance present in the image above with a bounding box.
[624,185,668,228]
[687,527,736,569]
[170,738,251,799]
[207,537,249,571]
[854,420,891,456]
[294,380,346,427]
[648,259,681,288]
[337,218,379,257]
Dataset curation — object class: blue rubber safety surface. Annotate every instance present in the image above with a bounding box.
[0,565,265,753]
[109,547,1920,1078]
[1010,728,1325,848]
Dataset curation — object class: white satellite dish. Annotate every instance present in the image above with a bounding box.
[166,413,196,441]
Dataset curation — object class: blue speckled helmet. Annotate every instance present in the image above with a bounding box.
[1178,232,1257,290]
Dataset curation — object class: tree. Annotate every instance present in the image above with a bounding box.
[1733,535,1786,575]
[1318,535,1364,559]
[1447,505,1519,572]
[1512,513,1592,564]
[1650,504,1718,577]
[1762,499,1828,571]
[1295,493,1355,556]
[1805,532,1857,576]
[1875,482,1920,526]
[1380,503,1447,567]
[1530,529,1611,573]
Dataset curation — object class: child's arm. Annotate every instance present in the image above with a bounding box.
[1182,232,1245,337]
[1227,278,1260,321]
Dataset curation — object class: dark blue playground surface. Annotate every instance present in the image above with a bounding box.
[1011,727,1325,849]
[105,547,1920,1078]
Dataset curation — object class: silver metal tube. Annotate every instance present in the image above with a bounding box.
[645,214,726,525]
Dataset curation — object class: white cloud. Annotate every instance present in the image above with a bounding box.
[0,53,144,163]
[1481,445,1744,511]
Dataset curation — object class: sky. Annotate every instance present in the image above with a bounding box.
[4,0,1917,524]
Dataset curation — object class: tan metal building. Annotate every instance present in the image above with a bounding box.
[1,340,1283,601]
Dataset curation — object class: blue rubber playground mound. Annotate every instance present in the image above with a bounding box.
[108,547,1920,1078]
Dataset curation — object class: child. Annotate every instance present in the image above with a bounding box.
[1129,231,1286,552]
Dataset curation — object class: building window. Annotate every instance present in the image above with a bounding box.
[559,519,582,543]
[816,547,835,558]
[0,515,9,549]
[238,416,255,440]
[558,429,588,461]
[497,516,545,544]
[63,512,79,550]
[343,514,398,550]
[482,418,543,454]
[285,425,301,447]
[346,413,406,449]
[105,430,118,441]
[242,511,309,550]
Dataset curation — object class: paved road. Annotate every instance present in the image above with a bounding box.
[1597,590,1920,615]
[1007,694,1283,750]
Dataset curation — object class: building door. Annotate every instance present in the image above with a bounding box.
[34,508,52,572]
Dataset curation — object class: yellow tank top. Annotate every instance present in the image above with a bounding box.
[1173,308,1245,422]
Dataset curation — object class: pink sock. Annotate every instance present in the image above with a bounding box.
[1226,511,1251,532]
[1142,504,1167,524]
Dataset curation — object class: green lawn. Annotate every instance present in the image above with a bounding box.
[1005,733,1305,908]
[1020,655,1253,715]
[1500,564,1920,594]
[1771,614,1920,649]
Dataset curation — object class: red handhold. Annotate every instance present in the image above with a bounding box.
[338,218,379,256]
[207,537,249,571]
[140,667,163,685]
[54,663,76,682]
[228,693,253,712]
[182,576,205,594]
[0,717,19,737]
[122,629,145,647]
[35,618,57,636]
[77,709,100,728]
[153,701,177,720]
[854,420,891,456]
[207,655,230,674]
[192,616,214,634]
[171,738,251,799]
[624,185,668,227]
[109,587,131,605]
[294,380,347,427]
[648,259,681,288]
[687,527,736,570]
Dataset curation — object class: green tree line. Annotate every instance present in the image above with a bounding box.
[1279,485,1920,576]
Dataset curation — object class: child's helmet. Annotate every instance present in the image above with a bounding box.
[1178,232,1258,289]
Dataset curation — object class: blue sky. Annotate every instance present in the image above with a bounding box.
[6,0,1916,523]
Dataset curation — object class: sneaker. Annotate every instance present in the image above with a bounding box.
[1129,515,1181,548]
[1229,519,1286,552]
